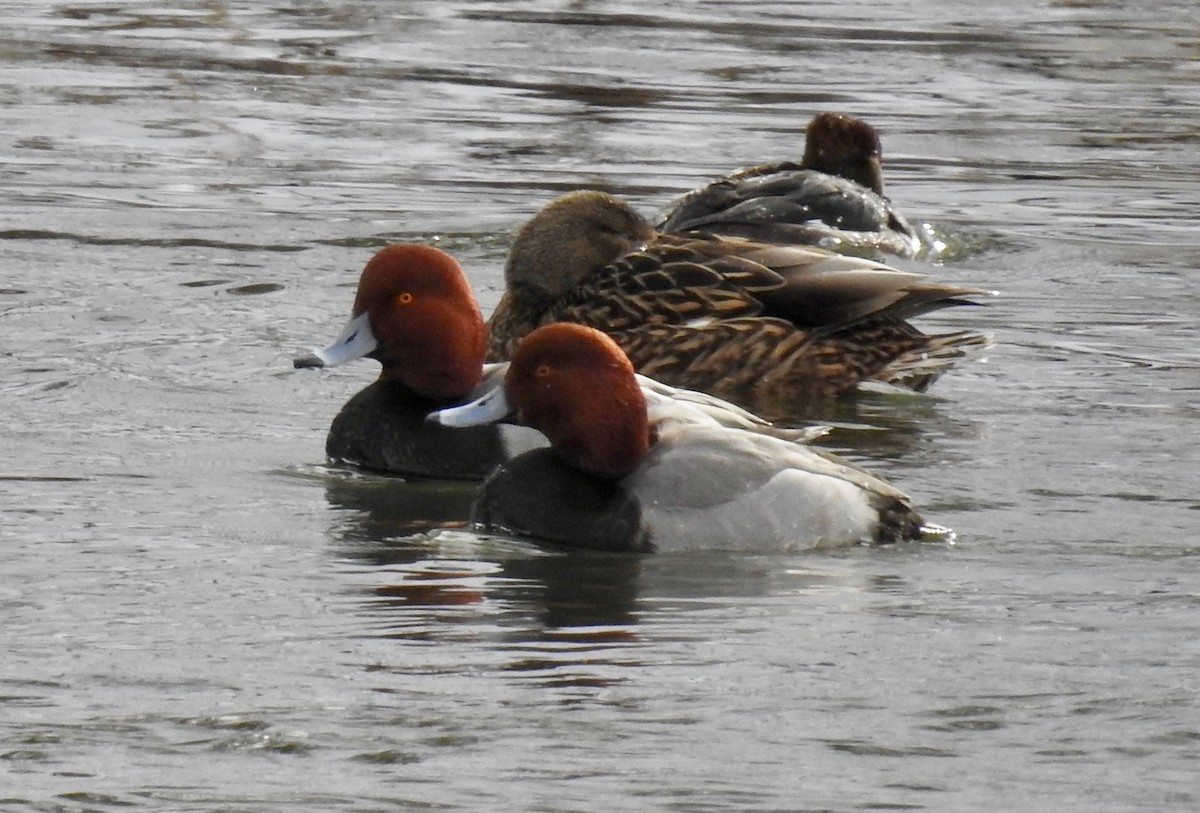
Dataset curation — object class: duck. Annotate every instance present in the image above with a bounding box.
[486,189,991,421]
[656,112,923,259]
[431,323,935,552]
[293,244,804,478]
[293,243,544,480]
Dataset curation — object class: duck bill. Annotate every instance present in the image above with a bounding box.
[293,312,377,369]
[427,383,513,428]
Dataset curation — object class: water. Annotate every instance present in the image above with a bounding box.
[2,2,1198,810]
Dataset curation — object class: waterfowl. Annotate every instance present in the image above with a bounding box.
[433,323,931,552]
[657,112,923,258]
[293,244,803,477]
[293,243,542,479]
[486,189,991,420]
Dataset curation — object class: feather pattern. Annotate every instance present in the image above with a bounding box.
[486,191,992,417]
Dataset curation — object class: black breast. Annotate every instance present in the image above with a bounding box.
[326,381,513,480]
[471,449,651,552]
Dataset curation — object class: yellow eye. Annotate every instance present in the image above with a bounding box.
[398,292,414,305]
[534,364,552,378]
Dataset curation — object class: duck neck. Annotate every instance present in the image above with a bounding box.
[485,285,550,362]
[542,389,651,481]
[377,363,480,406]
[375,307,486,402]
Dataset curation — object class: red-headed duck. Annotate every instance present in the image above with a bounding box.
[432,323,935,552]
[293,244,800,478]
[657,112,924,258]
[293,244,543,479]
[487,190,991,420]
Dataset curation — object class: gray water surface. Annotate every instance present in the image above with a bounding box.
[2,2,1198,811]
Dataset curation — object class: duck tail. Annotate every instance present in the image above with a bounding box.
[874,330,992,393]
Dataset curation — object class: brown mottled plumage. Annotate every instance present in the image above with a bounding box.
[487,190,991,419]
[657,112,922,259]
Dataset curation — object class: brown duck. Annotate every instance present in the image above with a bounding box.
[657,112,923,259]
[486,190,991,419]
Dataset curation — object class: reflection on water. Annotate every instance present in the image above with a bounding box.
[322,468,478,542]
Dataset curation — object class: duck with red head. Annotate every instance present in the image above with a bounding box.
[657,111,924,259]
[294,244,542,479]
[433,323,942,552]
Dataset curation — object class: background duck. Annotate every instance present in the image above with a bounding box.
[435,323,938,552]
[657,112,923,259]
[294,244,542,479]
[487,190,992,420]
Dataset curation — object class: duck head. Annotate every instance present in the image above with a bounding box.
[801,112,886,196]
[434,322,650,479]
[505,190,657,301]
[294,244,486,401]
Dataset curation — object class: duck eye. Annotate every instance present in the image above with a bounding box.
[398,292,414,305]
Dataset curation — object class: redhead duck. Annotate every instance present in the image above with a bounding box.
[292,244,794,477]
[487,190,990,420]
[293,244,543,479]
[657,112,923,259]
[432,323,933,552]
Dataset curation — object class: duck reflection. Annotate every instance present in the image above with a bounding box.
[324,472,645,631]
[806,386,984,463]
[323,470,478,547]
[321,468,939,692]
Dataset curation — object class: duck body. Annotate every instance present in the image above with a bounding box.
[435,323,930,553]
[323,376,540,480]
[486,191,991,419]
[657,112,923,259]
[471,423,920,553]
[657,161,921,259]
